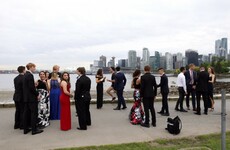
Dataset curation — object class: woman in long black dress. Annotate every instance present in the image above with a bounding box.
[208,67,215,111]
[129,69,145,125]
[96,69,106,109]
[36,71,50,128]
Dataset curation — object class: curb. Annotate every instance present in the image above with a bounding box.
[1,94,230,108]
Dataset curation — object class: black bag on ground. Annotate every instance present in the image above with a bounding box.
[166,116,182,135]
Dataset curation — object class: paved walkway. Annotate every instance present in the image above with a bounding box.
[0,100,229,150]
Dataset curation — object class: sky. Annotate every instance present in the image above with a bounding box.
[0,0,229,70]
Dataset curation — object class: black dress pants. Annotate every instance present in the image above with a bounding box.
[175,87,185,110]
[23,102,38,132]
[142,97,156,125]
[76,99,91,129]
[196,91,208,113]
[14,101,24,129]
[161,92,169,113]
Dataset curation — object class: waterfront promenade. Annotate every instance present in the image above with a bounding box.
[0,99,229,150]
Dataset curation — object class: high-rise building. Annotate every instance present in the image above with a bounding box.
[215,38,228,59]
[165,52,173,70]
[149,56,156,70]
[160,56,166,69]
[99,55,106,67]
[136,57,141,69]
[107,57,115,67]
[198,54,209,66]
[155,51,160,70]
[185,49,198,66]
[141,48,150,69]
[174,52,183,69]
[128,50,137,69]
[182,57,187,67]
[118,59,127,67]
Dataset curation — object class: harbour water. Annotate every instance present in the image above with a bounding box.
[0,73,229,91]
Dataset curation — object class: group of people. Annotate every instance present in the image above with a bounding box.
[13,62,216,134]
[13,63,92,135]
[175,64,215,115]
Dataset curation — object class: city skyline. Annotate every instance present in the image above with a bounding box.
[0,0,230,70]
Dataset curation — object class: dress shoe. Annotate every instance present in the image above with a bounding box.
[121,106,127,110]
[152,123,156,127]
[175,108,180,111]
[157,111,164,114]
[193,108,197,111]
[38,125,45,129]
[111,97,116,102]
[77,127,87,130]
[187,107,190,110]
[113,107,120,110]
[180,109,188,112]
[204,112,208,115]
[32,129,43,135]
[24,129,31,134]
[162,113,170,116]
[194,112,201,115]
[14,126,20,129]
[141,123,150,128]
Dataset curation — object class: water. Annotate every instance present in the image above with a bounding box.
[1,74,229,91]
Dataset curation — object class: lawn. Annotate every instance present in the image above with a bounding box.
[58,132,230,150]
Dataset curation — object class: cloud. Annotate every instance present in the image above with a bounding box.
[0,0,229,70]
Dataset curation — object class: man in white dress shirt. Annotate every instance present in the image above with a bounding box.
[175,67,188,112]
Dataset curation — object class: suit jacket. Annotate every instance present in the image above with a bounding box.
[74,75,91,101]
[196,71,209,92]
[140,73,157,98]
[13,74,24,102]
[157,74,169,94]
[184,70,197,86]
[23,71,39,102]
[114,72,126,91]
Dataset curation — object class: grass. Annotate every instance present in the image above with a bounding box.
[58,132,230,150]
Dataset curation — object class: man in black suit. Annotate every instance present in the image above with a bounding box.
[157,68,170,116]
[195,67,209,115]
[23,63,43,135]
[140,65,157,127]
[13,66,26,129]
[184,63,197,111]
[48,65,61,79]
[113,66,127,110]
[74,67,91,130]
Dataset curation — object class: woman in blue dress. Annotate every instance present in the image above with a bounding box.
[48,72,61,120]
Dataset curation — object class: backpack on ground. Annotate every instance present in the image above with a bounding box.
[166,116,182,135]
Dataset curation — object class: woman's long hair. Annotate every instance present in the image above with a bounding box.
[133,69,141,78]
[96,69,103,77]
[61,72,70,83]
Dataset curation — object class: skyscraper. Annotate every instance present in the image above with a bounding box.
[100,55,106,67]
[155,51,160,69]
[185,49,198,66]
[165,52,173,70]
[141,48,150,69]
[128,50,137,69]
[174,52,183,69]
[149,56,156,70]
[215,38,228,59]
[160,56,166,69]
[118,59,127,67]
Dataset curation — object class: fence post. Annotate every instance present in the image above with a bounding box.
[221,89,226,150]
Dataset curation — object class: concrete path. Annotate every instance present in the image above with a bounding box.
[0,100,229,150]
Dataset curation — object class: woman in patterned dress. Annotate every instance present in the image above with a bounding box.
[36,71,50,128]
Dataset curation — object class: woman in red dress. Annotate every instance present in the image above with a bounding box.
[60,72,73,131]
